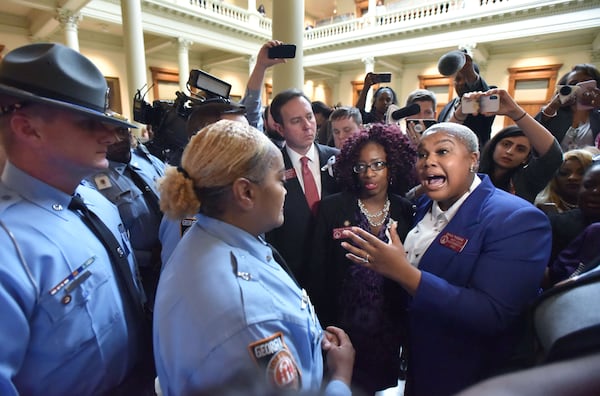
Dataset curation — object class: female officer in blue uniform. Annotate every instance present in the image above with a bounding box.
[154,119,355,396]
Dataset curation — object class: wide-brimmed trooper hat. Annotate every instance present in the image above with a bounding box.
[0,42,135,129]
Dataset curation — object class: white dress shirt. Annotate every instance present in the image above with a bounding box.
[404,175,481,267]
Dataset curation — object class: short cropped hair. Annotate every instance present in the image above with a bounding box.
[329,106,362,125]
[270,89,311,125]
[405,89,437,109]
[422,122,480,155]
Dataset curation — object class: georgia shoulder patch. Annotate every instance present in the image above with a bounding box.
[248,332,301,390]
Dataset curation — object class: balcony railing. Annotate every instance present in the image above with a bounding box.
[148,0,591,47]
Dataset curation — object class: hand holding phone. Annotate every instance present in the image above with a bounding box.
[406,119,437,134]
[375,73,392,83]
[267,44,296,59]
[575,80,598,110]
[461,94,499,114]
[557,84,580,104]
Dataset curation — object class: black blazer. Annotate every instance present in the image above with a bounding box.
[265,144,339,287]
[306,191,414,327]
[438,77,496,148]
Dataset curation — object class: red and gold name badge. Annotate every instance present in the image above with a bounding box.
[284,168,297,181]
[248,332,301,390]
[439,231,468,252]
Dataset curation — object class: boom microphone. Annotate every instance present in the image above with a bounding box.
[391,103,421,120]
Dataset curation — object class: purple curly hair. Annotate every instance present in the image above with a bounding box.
[333,123,417,194]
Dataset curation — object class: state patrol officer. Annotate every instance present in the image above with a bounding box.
[86,126,165,304]
[153,120,355,396]
[0,43,154,395]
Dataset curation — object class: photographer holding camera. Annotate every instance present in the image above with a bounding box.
[536,64,600,151]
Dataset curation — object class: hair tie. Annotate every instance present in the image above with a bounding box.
[177,166,191,179]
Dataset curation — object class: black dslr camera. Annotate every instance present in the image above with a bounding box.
[133,69,232,165]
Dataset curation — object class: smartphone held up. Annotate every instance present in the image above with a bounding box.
[556,80,598,110]
[268,44,296,59]
[461,94,500,114]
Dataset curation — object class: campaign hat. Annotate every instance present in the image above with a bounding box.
[0,42,135,128]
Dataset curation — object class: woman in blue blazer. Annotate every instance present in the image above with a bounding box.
[341,120,552,395]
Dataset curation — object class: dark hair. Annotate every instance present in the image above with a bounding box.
[333,122,417,194]
[369,86,397,113]
[479,125,532,191]
[569,64,600,86]
[311,101,333,117]
[269,88,311,125]
[186,102,246,138]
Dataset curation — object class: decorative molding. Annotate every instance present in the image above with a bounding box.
[57,9,82,29]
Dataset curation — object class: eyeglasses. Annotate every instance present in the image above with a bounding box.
[353,160,387,173]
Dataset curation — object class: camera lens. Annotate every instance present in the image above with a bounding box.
[559,86,572,95]
[414,123,423,133]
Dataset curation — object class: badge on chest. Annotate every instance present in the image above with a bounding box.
[439,231,468,252]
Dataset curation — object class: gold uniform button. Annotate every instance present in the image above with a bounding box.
[61,295,72,305]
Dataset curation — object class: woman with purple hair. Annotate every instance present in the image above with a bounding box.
[306,122,417,395]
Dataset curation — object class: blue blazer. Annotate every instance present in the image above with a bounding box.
[405,175,551,396]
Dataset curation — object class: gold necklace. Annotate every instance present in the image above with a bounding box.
[357,198,390,227]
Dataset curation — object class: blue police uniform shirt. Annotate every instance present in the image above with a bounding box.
[86,145,165,270]
[158,214,198,266]
[0,161,143,396]
[153,213,350,396]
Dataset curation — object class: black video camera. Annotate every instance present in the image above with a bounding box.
[133,69,232,165]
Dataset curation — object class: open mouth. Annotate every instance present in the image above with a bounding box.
[422,174,446,189]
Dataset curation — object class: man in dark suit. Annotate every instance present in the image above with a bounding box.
[437,49,496,148]
[266,89,339,286]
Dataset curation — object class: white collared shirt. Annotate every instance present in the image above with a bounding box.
[286,144,322,198]
[404,175,481,268]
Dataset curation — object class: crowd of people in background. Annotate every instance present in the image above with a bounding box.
[1,38,600,396]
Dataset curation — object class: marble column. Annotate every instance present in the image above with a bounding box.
[178,38,193,91]
[272,0,304,95]
[362,56,375,109]
[57,9,82,52]
[121,0,148,124]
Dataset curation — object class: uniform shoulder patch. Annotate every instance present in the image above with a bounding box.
[248,332,301,390]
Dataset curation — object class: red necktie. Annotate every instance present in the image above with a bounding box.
[300,156,319,215]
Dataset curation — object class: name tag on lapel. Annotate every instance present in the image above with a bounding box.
[284,168,297,181]
[439,232,468,252]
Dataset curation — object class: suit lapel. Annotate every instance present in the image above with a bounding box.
[316,145,339,197]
